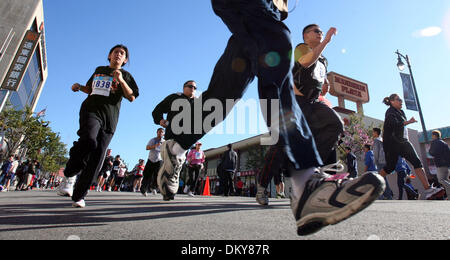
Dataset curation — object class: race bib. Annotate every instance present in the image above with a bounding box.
[312,62,326,85]
[195,152,202,160]
[91,75,113,97]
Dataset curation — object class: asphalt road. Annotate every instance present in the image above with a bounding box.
[0,190,449,240]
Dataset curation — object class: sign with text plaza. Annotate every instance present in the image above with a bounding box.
[1,30,40,91]
[328,72,370,103]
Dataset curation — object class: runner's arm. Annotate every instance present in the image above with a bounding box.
[72,83,92,94]
[113,70,136,102]
[298,28,337,69]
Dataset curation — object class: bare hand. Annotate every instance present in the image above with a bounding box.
[321,80,330,96]
[160,120,169,128]
[409,117,418,124]
[71,83,81,92]
[112,69,124,83]
[324,27,338,43]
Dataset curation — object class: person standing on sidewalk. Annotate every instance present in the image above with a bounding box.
[2,156,19,192]
[57,44,140,208]
[344,147,358,179]
[378,94,443,200]
[221,144,237,197]
[429,130,450,198]
[373,128,393,200]
[363,145,377,173]
[141,128,165,196]
[186,142,206,197]
[395,156,417,200]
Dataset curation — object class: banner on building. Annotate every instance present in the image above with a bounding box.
[400,73,418,112]
[1,30,40,91]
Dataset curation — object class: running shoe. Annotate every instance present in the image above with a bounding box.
[292,171,385,236]
[256,184,269,206]
[140,187,148,197]
[425,186,445,200]
[57,176,77,197]
[157,140,186,201]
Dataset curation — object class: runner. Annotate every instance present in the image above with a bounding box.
[108,155,122,192]
[96,149,114,192]
[152,80,197,200]
[57,44,139,208]
[140,128,164,196]
[155,0,385,236]
[186,142,205,197]
[293,24,344,165]
[378,94,443,200]
[257,23,345,206]
[132,159,145,192]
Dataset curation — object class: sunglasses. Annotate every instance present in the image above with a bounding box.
[394,98,403,102]
[308,29,323,35]
[185,85,197,90]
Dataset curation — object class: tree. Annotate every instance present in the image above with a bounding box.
[0,103,36,158]
[0,103,68,173]
[339,113,382,161]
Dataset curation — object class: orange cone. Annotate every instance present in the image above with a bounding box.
[202,176,211,196]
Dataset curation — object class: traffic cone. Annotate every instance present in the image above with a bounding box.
[202,176,211,196]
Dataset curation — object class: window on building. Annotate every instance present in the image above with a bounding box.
[7,50,42,111]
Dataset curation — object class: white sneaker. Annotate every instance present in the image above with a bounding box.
[157,140,186,201]
[152,189,158,195]
[291,171,385,236]
[188,191,195,197]
[72,200,86,208]
[57,176,77,197]
[183,185,190,194]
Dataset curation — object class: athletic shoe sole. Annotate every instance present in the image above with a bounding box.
[296,172,385,236]
[426,189,446,200]
[157,141,183,201]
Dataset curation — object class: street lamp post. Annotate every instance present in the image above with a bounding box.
[396,50,431,175]
[395,50,429,144]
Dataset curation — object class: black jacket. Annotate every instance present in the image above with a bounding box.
[152,93,195,139]
[221,149,237,172]
[346,152,358,175]
[429,139,450,167]
[383,106,408,145]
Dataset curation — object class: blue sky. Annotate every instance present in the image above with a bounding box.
[38,0,450,167]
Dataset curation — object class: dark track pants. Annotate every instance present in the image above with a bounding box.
[258,99,344,188]
[141,160,161,192]
[64,112,113,202]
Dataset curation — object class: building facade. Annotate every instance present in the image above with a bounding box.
[0,0,48,113]
[203,111,429,199]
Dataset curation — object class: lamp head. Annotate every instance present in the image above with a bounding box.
[397,56,406,71]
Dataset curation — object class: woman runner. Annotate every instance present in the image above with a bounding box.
[57,44,139,208]
[378,94,443,200]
